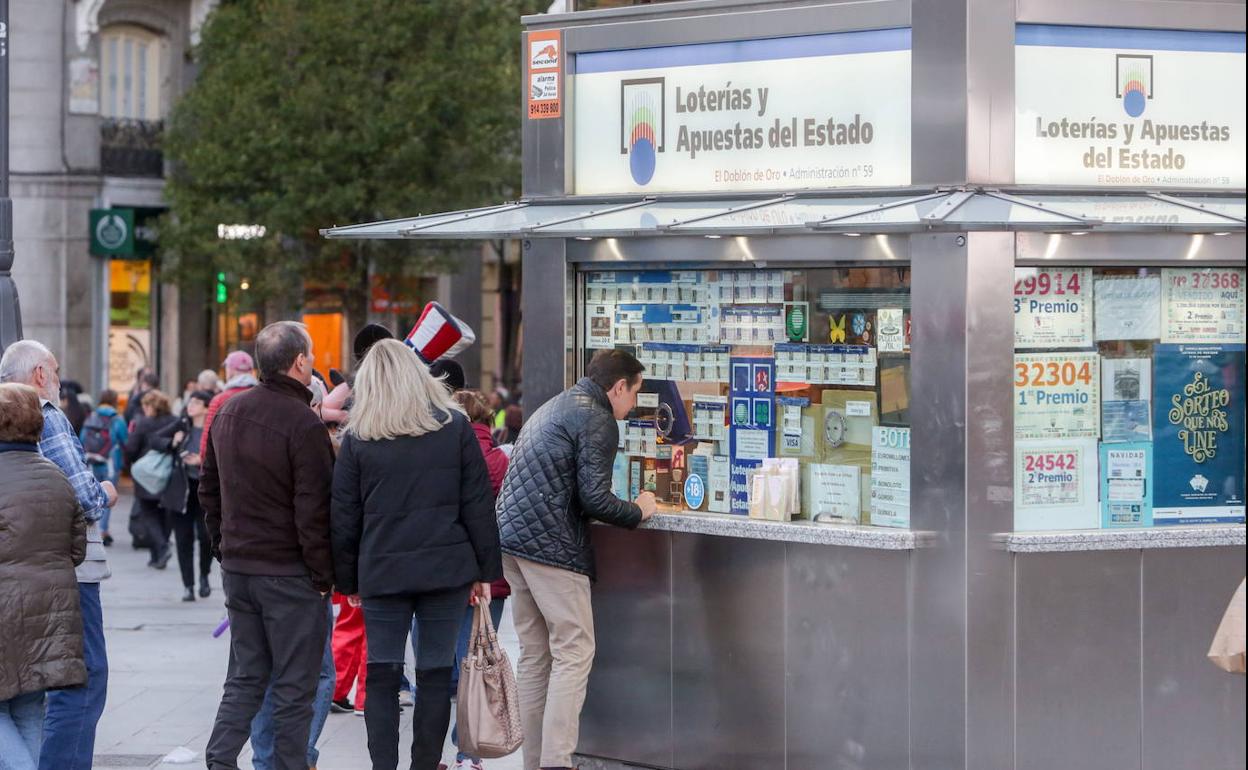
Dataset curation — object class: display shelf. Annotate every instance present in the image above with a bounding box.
[1002,525,1246,553]
[629,510,921,549]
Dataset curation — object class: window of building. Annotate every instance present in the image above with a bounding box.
[1012,266,1246,531]
[580,266,912,527]
[100,24,167,121]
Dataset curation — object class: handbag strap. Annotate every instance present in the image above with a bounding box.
[472,600,500,660]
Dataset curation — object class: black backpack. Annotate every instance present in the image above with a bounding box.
[81,412,113,463]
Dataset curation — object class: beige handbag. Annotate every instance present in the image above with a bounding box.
[456,601,523,757]
[1208,578,1246,674]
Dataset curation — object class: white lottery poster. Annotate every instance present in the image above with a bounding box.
[1014,267,1092,348]
[1161,268,1246,343]
[1094,276,1161,341]
[877,308,906,353]
[1013,438,1100,531]
[586,303,615,349]
[870,427,910,528]
[1014,352,1100,440]
[808,463,861,523]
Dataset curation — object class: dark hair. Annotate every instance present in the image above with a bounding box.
[98,389,119,407]
[429,359,466,392]
[586,349,644,392]
[353,323,393,362]
[188,390,215,408]
[141,371,160,389]
[256,321,311,381]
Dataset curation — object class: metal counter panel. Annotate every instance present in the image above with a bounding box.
[785,545,911,770]
[1141,547,1247,770]
[1016,551,1142,770]
[580,527,674,768]
[671,533,786,770]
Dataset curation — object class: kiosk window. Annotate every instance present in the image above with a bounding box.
[1012,266,1246,531]
[581,266,912,528]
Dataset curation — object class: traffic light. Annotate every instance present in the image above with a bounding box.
[215,272,228,304]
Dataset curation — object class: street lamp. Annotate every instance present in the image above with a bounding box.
[0,0,22,349]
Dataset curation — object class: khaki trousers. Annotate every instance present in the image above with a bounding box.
[502,554,595,770]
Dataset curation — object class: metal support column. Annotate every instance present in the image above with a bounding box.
[0,0,22,348]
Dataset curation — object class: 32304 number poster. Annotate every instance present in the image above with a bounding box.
[1014,352,1100,440]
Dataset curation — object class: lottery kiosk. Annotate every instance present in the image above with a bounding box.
[324,1,1246,768]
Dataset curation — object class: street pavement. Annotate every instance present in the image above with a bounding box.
[93,494,524,769]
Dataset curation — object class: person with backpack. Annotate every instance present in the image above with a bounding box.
[81,390,128,548]
[124,390,178,568]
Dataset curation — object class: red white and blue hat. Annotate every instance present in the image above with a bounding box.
[404,301,476,363]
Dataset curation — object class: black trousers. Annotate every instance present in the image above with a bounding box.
[135,496,169,563]
[206,570,328,770]
[171,479,212,588]
[363,586,469,770]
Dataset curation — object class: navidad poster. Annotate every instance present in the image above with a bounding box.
[1152,344,1246,525]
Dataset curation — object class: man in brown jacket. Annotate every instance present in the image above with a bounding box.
[200,321,335,770]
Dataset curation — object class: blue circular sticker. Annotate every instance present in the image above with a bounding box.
[683,473,706,509]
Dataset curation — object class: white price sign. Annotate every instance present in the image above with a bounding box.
[1161,268,1246,343]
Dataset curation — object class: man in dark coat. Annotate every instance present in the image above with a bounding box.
[495,349,656,770]
[200,321,335,770]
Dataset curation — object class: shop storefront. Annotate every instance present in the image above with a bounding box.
[89,206,162,399]
[325,2,1245,768]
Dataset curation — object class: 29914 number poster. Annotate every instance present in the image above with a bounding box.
[1014,352,1100,440]
[1014,268,1092,348]
[1152,344,1246,524]
[1014,438,1099,531]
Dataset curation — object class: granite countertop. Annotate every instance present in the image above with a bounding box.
[1002,525,1246,553]
[636,510,920,549]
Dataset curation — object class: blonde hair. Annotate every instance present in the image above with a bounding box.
[141,389,172,416]
[346,339,462,441]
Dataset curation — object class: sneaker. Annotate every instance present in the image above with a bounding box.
[353,707,365,717]
[154,548,172,570]
[182,587,195,602]
[330,698,353,713]
[454,760,485,770]
[398,689,414,708]
[102,533,114,546]
[199,576,212,598]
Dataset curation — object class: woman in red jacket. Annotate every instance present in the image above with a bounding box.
[447,388,511,770]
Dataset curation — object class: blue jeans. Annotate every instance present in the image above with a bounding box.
[39,583,107,770]
[449,598,505,762]
[251,599,335,769]
[0,691,45,770]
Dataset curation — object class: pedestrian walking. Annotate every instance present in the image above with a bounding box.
[152,390,215,601]
[59,380,89,435]
[200,350,259,456]
[0,340,118,770]
[446,388,512,770]
[81,389,128,547]
[496,349,657,770]
[201,321,335,770]
[125,389,178,569]
[0,383,88,770]
[123,367,157,427]
[330,339,502,770]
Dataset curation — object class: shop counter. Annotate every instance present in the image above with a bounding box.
[636,510,921,549]
[1003,524,1247,553]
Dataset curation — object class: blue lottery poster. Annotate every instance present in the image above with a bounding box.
[729,357,775,514]
[1152,344,1246,525]
[1099,442,1153,528]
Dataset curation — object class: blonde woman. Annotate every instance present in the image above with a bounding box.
[330,339,501,770]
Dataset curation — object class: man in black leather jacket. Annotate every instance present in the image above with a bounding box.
[496,349,656,770]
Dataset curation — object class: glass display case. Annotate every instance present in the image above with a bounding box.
[1012,265,1246,530]
[579,265,912,527]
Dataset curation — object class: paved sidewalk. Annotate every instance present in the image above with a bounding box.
[93,496,524,769]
